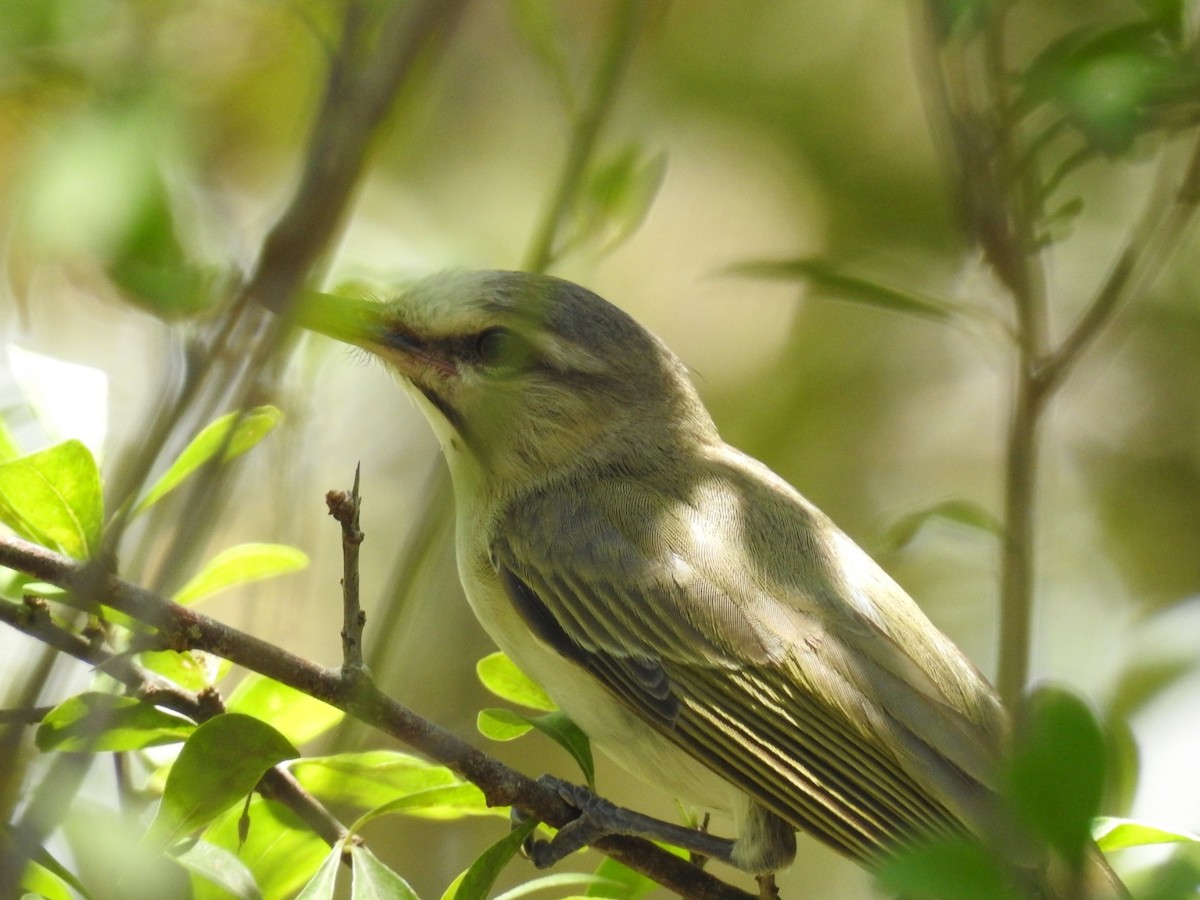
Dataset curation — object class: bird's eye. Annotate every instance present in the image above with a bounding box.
[475,327,529,371]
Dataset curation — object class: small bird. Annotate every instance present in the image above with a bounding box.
[294,270,1123,897]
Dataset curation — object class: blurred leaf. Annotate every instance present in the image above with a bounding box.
[170,838,261,900]
[1107,657,1197,721]
[36,693,193,752]
[1138,0,1186,42]
[571,145,668,257]
[1006,687,1106,869]
[449,817,539,900]
[7,345,108,456]
[134,406,282,514]
[1095,817,1200,852]
[172,543,309,606]
[226,673,343,746]
[510,0,574,109]
[927,0,995,41]
[728,258,961,322]
[0,440,103,558]
[497,874,625,900]
[144,713,298,851]
[586,853,683,899]
[876,837,1019,900]
[295,841,342,900]
[477,652,556,711]
[106,170,218,318]
[348,843,419,900]
[19,859,78,900]
[886,499,1003,551]
[201,796,328,900]
[1123,852,1200,900]
[0,416,20,462]
[478,707,534,741]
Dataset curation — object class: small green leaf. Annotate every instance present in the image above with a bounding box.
[1006,687,1106,869]
[477,707,535,741]
[36,693,193,752]
[226,674,343,746]
[144,713,298,851]
[201,796,329,900]
[477,652,556,711]
[526,711,594,789]
[0,440,103,558]
[885,499,1004,551]
[134,407,281,514]
[1094,817,1200,852]
[295,841,343,900]
[876,837,1019,900]
[0,415,20,462]
[498,873,624,900]
[352,784,495,831]
[349,844,419,900]
[450,817,539,900]
[170,838,261,900]
[586,855,676,899]
[172,543,309,606]
[138,650,219,693]
[573,145,668,257]
[728,258,961,322]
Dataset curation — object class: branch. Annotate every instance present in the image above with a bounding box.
[327,464,366,670]
[0,536,752,900]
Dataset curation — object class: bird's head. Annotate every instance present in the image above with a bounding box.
[295,270,718,496]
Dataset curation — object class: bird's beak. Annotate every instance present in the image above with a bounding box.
[290,290,456,379]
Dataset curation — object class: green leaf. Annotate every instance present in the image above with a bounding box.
[478,707,535,741]
[200,796,328,900]
[0,415,20,462]
[876,837,1019,900]
[349,843,419,900]
[290,751,502,816]
[585,855,671,899]
[1006,687,1106,869]
[477,652,556,711]
[885,499,1003,551]
[35,693,193,752]
[450,817,539,900]
[497,873,624,900]
[295,841,343,900]
[1094,817,1200,852]
[137,650,221,693]
[0,440,103,558]
[226,673,343,746]
[727,258,961,322]
[170,838,262,900]
[134,406,282,514]
[526,711,594,789]
[144,713,298,852]
[573,145,668,257]
[19,859,80,900]
[352,784,495,831]
[172,543,309,605]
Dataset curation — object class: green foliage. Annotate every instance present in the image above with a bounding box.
[477,651,557,711]
[445,817,539,900]
[35,693,194,752]
[172,543,310,606]
[0,440,103,559]
[143,713,298,852]
[226,673,343,746]
[133,406,282,514]
[885,499,1004,552]
[876,837,1019,900]
[1094,817,1200,853]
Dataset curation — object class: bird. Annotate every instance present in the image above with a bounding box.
[292,269,1125,897]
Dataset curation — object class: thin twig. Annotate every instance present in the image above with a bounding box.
[327,464,366,670]
[0,535,753,900]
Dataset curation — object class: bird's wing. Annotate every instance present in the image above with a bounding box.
[489,461,1006,862]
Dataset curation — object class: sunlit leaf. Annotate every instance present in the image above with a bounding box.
[477,652,556,711]
[478,707,534,741]
[352,783,495,831]
[728,258,961,322]
[449,817,539,900]
[294,841,342,900]
[0,415,20,462]
[226,673,343,746]
[1094,817,1200,852]
[0,440,103,558]
[7,345,108,457]
[134,406,282,514]
[201,796,328,900]
[586,854,679,899]
[138,650,221,693]
[1006,687,1106,869]
[144,713,298,851]
[36,693,193,752]
[171,838,261,900]
[172,543,308,605]
[348,843,419,900]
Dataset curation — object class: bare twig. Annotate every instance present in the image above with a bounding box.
[0,535,753,900]
[327,464,366,670]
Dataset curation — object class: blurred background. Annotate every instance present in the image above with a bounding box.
[2,1,1199,897]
